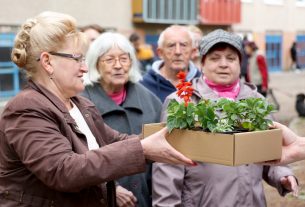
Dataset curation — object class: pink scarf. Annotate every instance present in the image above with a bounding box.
[204,77,240,100]
[108,87,127,105]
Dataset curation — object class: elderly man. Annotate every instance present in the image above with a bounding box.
[140,25,201,102]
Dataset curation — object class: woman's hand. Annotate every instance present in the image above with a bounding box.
[116,185,137,207]
[280,175,299,197]
[141,127,195,166]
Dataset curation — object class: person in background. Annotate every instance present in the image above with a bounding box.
[129,32,156,74]
[290,41,300,70]
[187,25,203,70]
[0,11,194,207]
[140,25,201,103]
[80,24,104,43]
[296,93,305,117]
[152,29,298,207]
[240,35,249,81]
[82,32,162,207]
[244,41,269,97]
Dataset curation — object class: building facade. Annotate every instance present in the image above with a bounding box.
[0,0,304,98]
[234,0,305,72]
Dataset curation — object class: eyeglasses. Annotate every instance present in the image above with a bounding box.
[100,55,131,66]
[37,52,85,63]
[49,52,85,63]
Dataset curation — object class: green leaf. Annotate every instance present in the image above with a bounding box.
[166,97,275,133]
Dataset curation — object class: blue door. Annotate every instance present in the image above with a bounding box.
[0,33,19,98]
[296,35,305,69]
[265,35,282,72]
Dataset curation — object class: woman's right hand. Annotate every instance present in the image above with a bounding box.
[140,127,195,166]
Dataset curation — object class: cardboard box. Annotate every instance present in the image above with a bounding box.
[143,123,282,166]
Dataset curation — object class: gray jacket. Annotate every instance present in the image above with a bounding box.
[82,81,162,207]
[82,82,162,134]
[153,77,295,207]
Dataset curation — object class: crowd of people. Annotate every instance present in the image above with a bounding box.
[0,11,303,207]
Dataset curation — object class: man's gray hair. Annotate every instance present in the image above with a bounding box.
[157,25,196,48]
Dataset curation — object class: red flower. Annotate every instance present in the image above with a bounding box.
[175,71,194,107]
[176,71,186,80]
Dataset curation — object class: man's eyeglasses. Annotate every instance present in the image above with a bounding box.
[37,52,85,63]
[100,55,131,67]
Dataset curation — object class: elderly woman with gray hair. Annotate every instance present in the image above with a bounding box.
[81,32,162,207]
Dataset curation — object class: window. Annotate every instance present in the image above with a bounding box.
[143,0,198,24]
[0,33,20,98]
[296,35,305,68]
[265,34,282,72]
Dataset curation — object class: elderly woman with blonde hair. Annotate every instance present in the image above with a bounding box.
[81,32,162,207]
[0,11,194,207]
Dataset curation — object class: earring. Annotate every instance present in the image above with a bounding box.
[49,72,54,80]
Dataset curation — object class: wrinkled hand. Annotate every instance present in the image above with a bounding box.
[141,127,194,166]
[116,185,137,207]
[280,176,299,197]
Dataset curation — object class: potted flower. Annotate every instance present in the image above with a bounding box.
[142,71,282,166]
[167,72,276,133]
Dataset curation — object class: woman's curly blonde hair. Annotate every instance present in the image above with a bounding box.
[11,11,87,78]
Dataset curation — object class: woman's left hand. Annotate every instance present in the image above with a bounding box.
[116,185,137,207]
[280,175,299,197]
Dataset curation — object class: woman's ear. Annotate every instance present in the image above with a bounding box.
[39,52,54,76]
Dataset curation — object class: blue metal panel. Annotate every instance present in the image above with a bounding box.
[265,35,282,72]
[145,34,159,56]
[296,35,305,68]
[0,33,19,98]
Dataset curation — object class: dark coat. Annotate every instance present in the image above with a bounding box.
[0,80,146,207]
[82,82,162,207]
[82,82,162,135]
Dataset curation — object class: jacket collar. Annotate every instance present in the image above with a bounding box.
[89,82,143,115]
[27,80,106,147]
[28,80,95,109]
[28,80,69,113]
[27,80,95,123]
[152,60,200,81]
[192,77,259,100]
